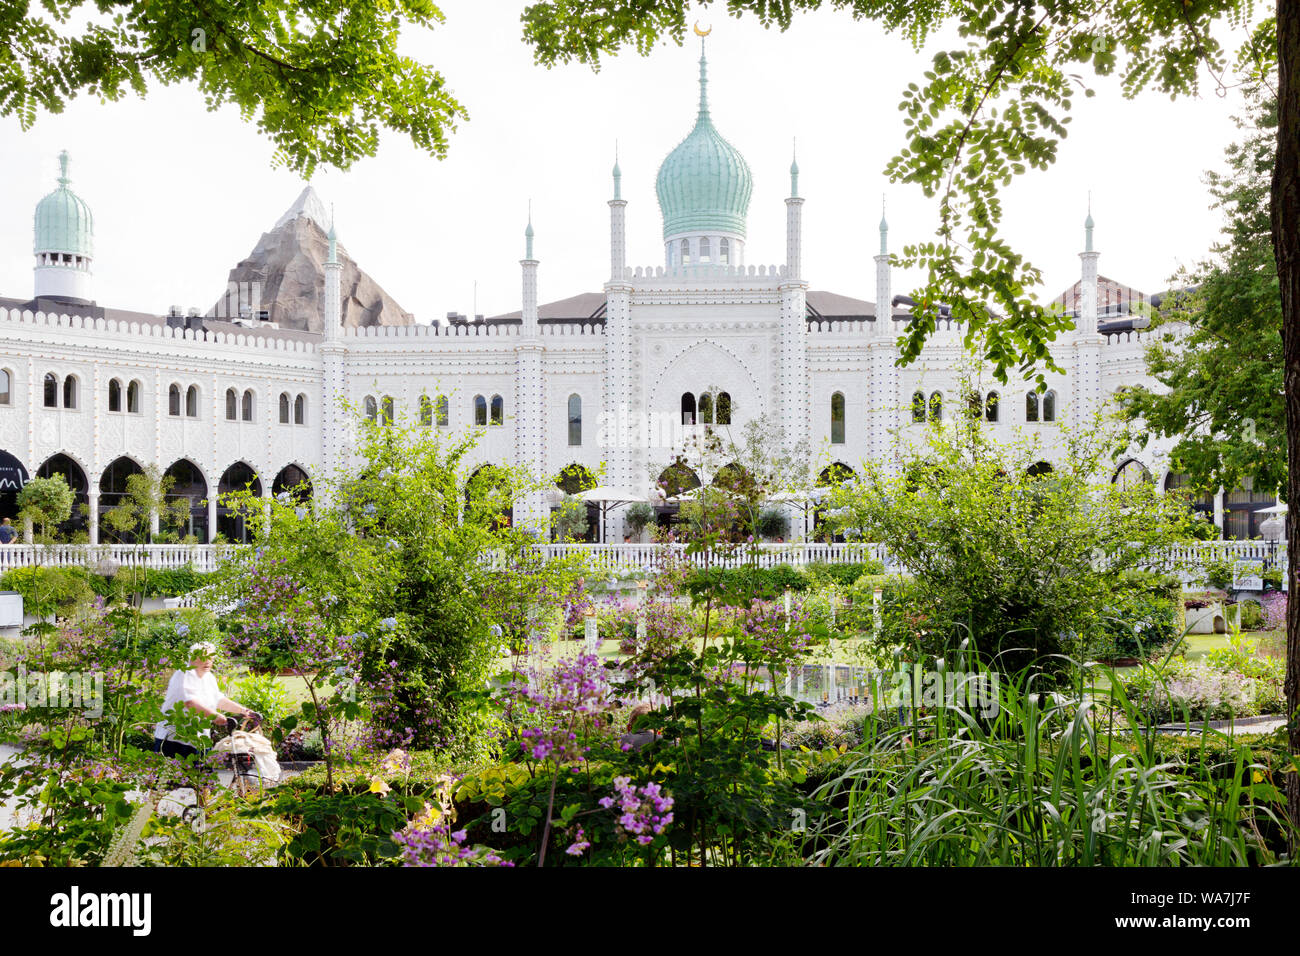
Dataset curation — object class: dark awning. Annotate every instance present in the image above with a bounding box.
[0,451,29,491]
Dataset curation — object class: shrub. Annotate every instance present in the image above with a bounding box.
[1239,599,1264,630]
[231,672,297,727]
[1121,660,1258,722]
[755,508,789,540]
[0,566,94,615]
[625,502,655,536]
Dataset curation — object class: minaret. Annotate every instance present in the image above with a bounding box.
[521,212,539,336]
[320,217,347,495]
[515,213,548,533]
[869,197,899,469]
[33,151,95,302]
[1072,201,1103,429]
[778,149,809,454]
[874,200,891,336]
[610,148,627,281]
[785,145,803,279]
[605,154,635,510]
[1079,203,1100,334]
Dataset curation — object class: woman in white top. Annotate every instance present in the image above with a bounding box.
[153,641,255,759]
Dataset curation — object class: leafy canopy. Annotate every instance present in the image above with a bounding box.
[1,0,468,176]
[1118,91,1283,499]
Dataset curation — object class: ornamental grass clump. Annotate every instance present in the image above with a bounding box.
[808,662,1287,866]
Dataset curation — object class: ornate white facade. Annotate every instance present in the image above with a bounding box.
[0,53,1264,544]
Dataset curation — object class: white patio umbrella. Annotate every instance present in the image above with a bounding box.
[574,486,649,542]
[1257,503,1289,513]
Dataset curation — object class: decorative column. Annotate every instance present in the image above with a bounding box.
[779,159,809,453]
[319,221,347,502]
[604,162,636,525]
[1072,206,1103,427]
[869,204,897,472]
[514,217,548,533]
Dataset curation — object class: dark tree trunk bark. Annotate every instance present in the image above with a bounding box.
[1275,0,1300,856]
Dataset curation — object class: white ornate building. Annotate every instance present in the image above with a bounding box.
[0,50,1273,544]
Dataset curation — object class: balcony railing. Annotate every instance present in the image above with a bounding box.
[0,540,1283,584]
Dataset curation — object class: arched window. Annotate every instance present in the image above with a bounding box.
[381,396,395,424]
[169,384,182,417]
[436,395,449,427]
[1042,389,1057,422]
[568,393,582,446]
[279,392,291,424]
[697,392,713,425]
[110,378,123,413]
[928,391,942,422]
[716,391,732,425]
[1113,459,1152,491]
[699,238,711,263]
[489,394,503,426]
[241,388,253,421]
[365,396,379,422]
[419,394,433,427]
[681,392,696,426]
[0,369,11,405]
[831,391,846,444]
[63,375,77,410]
[966,392,982,420]
[186,385,199,418]
[43,372,57,408]
[127,379,142,414]
[680,239,691,265]
[473,395,487,426]
[719,238,730,265]
[911,391,926,424]
[985,391,999,422]
[1026,391,1040,422]
[225,388,237,421]
[294,393,306,425]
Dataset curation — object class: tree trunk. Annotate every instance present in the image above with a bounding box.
[1275,0,1300,856]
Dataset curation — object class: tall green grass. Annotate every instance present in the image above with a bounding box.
[806,650,1290,866]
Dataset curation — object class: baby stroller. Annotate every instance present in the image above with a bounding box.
[216,713,271,797]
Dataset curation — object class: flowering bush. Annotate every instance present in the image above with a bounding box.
[1122,660,1259,722]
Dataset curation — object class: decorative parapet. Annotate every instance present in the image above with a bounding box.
[1,307,319,353]
[622,263,787,284]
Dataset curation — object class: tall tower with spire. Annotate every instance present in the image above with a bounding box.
[778,142,809,456]
[33,151,95,303]
[1072,201,1103,428]
[605,152,635,502]
[868,198,899,469]
[514,213,548,532]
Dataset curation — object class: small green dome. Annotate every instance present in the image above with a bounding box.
[34,152,94,257]
[655,49,752,239]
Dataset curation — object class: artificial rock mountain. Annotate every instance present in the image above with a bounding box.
[210,186,412,332]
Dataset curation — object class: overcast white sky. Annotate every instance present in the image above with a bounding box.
[0,1,1260,322]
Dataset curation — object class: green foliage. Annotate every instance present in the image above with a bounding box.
[101,464,190,545]
[0,0,468,177]
[231,672,296,728]
[0,566,94,616]
[551,495,592,541]
[755,507,789,540]
[825,417,1195,677]
[16,475,73,541]
[624,501,655,535]
[1202,557,1237,591]
[681,562,880,605]
[1118,92,1283,496]
[1091,570,1181,661]
[806,650,1288,866]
